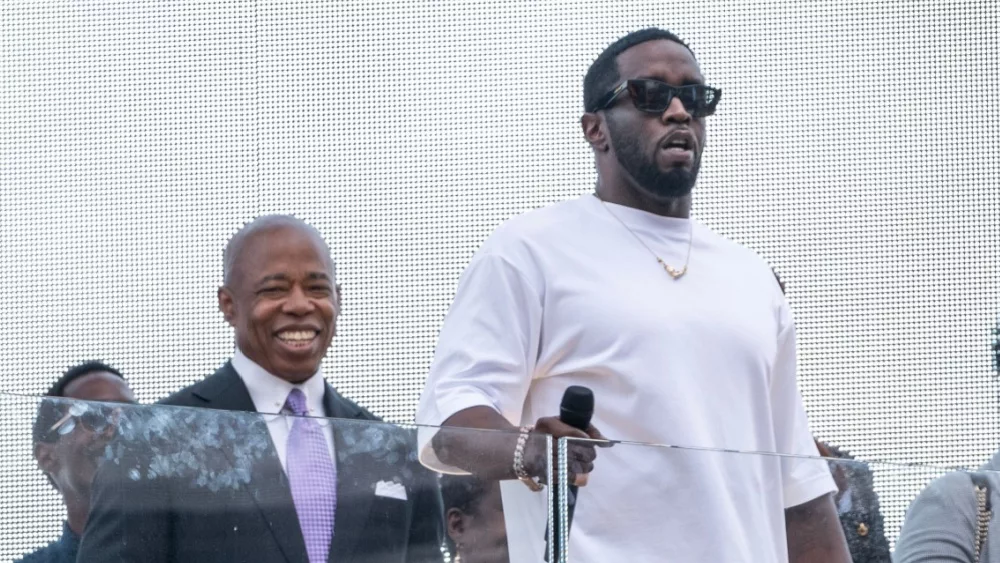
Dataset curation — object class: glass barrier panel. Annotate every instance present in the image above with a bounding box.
[0,393,551,563]
[555,437,999,563]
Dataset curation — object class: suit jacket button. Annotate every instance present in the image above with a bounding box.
[856,522,869,537]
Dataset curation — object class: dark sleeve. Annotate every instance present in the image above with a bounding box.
[11,544,47,563]
[844,464,892,561]
[77,449,171,563]
[405,464,445,563]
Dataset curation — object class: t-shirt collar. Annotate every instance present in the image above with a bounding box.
[585,193,693,238]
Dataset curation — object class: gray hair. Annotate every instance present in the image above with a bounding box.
[222,215,336,285]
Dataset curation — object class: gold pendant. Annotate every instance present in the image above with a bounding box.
[658,259,686,280]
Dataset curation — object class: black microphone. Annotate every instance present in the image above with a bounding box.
[559,385,594,521]
[546,385,594,561]
[560,385,595,433]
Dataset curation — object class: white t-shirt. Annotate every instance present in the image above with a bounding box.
[416,194,835,563]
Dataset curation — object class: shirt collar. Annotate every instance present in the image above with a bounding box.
[584,193,693,239]
[232,348,327,417]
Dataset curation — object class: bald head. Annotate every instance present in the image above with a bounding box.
[223,215,336,286]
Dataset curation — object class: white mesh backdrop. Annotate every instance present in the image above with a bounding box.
[1,0,998,557]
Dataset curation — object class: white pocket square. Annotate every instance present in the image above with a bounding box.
[374,480,407,501]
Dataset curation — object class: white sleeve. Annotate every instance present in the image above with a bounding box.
[415,250,543,473]
[771,301,838,508]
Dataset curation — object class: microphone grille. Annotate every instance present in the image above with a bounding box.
[562,385,594,412]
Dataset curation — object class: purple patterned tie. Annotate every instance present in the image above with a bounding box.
[285,388,337,563]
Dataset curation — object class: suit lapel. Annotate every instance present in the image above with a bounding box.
[325,384,376,563]
[246,435,309,563]
[189,362,256,412]
[195,366,374,563]
[194,363,309,563]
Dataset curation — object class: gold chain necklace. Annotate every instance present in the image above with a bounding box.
[595,194,693,280]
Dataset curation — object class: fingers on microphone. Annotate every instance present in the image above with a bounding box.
[574,473,590,487]
[586,423,612,446]
[535,417,589,440]
[569,451,594,471]
[570,445,597,464]
[565,469,592,484]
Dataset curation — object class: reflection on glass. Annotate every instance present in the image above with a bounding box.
[26,393,1000,563]
[3,393,554,563]
[75,403,448,562]
[815,440,891,562]
[550,438,1000,563]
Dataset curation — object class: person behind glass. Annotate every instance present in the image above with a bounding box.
[417,28,849,563]
[441,475,508,563]
[79,215,444,563]
[772,269,891,562]
[893,319,1000,562]
[812,441,891,562]
[16,361,135,563]
[772,269,890,561]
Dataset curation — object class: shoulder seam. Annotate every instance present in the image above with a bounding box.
[468,249,545,302]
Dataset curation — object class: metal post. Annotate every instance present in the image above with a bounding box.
[556,436,570,562]
[546,434,554,563]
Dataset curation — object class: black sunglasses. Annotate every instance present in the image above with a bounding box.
[593,79,722,118]
[48,405,112,439]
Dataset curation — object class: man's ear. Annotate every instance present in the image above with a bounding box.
[581,112,609,152]
[335,284,342,309]
[34,442,58,475]
[446,507,466,544]
[218,286,236,327]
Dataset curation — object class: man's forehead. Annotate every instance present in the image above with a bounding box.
[62,371,128,399]
[615,39,703,83]
[238,227,333,274]
[243,225,328,258]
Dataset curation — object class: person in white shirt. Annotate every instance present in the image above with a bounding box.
[416,28,851,563]
[80,215,444,563]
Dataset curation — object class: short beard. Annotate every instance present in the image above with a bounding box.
[607,116,699,200]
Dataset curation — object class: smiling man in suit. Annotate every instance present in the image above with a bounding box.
[78,215,444,563]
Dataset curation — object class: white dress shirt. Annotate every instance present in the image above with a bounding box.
[232,348,336,472]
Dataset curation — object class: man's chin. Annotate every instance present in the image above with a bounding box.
[627,165,698,201]
[639,181,695,201]
[275,364,321,383]
[265,353,323,382]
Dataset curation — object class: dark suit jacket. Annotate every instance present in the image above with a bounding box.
[78,362,444,563]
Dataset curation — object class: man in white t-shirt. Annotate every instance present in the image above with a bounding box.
[416,28,851,562]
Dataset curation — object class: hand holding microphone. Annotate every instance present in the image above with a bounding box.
[523,386,608,488]
[536,386,606,562]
